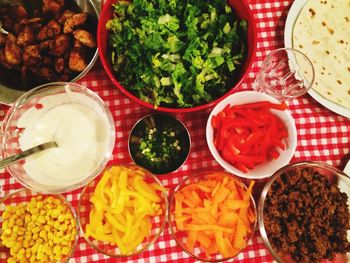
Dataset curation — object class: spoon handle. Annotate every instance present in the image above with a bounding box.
[0,142,57,170]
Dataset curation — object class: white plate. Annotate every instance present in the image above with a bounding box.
[284,0,350,118]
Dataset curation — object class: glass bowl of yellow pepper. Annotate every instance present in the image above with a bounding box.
[77,164,169,257]
[0,188,78,263]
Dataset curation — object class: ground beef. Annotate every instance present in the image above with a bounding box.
[264,167,350,263]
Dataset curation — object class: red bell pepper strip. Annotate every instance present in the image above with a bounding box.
[211,100,289,173]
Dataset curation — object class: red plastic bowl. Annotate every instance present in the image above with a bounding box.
[98,0,257,113]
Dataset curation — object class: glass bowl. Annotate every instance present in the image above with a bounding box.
[206,91,297,179]
[77,164,168,257]
[168,170,257,262]
[258,161,350,263]
[128,113,191,174]
[0,82,116,193]
[0,188,79,262]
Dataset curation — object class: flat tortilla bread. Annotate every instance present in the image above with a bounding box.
[293,0,350,109]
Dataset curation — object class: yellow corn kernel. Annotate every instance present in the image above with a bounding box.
[30,255,36,262]
[16,236,24,242]
[61,246,70,256]
[53,236,60,244]
[3,228,12,235]
[18,248,25,255]
[59,223,68,232]
[32,226,40,234]
[23,240,30,248]
[51,209,60,219]
[39,209,46,216]
[39,230,47,240]
[2,210,11,219]
[32,233,39,240]
[36,201,44,209]
[7,257,16,263]
[53,245,61,255]
[56,231,64,237]
[57,214,66,223]
[31,214,38,221]
[8,218,15,228]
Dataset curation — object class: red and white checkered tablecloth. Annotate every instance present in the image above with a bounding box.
[1,0,350,262]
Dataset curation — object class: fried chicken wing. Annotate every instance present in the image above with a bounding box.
[17,26,35,47]
[69,48,88,72]
[49,34,71,56]
[73,29,96,48]
[0,33,7,46]
[37,20,61,41]
[0,48,12,69]
[5,34,22,65]
[58,10,77,25]
[42,0,65,16]
[63,13,87,34]
[22,45,41,66]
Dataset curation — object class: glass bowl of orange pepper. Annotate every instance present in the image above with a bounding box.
[168,170,257,262]
[77,164,168,257]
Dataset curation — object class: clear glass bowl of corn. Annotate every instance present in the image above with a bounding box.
[0,188,78,263]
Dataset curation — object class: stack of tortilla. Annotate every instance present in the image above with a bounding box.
[293,0,350,109]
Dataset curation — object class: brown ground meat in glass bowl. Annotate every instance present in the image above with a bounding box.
[258,161,350,263]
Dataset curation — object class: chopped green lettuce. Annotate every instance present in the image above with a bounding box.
[107,0,247,108]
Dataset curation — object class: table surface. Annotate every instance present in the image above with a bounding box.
[1,0,350,262]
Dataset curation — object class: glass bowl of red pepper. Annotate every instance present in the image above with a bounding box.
[206,91,297,179]
[77,164,168,257]
[168,170,257,262]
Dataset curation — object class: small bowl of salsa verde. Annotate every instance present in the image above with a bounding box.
[128,113,191,174]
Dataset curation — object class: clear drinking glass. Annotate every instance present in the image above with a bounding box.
[254,48,315,101]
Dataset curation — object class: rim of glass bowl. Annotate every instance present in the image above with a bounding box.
[0,188,79,262]
[0,82,116,194]
[168,170,257,262]
[128,113,191,175]
[257,161,350,263]
[77,163,169,257]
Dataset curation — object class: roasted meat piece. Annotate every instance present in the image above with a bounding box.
[0,48,12,69]
[42,0,65,16]
[39,40,54,52]
[22,45,41,66]
[58,10,77,25]
[5,34,22,65]
[11,5,28,19]
[29,66,55,81]
[63,13,87,33]
[69,48,88,72]
[73,29,96,48]
[0,33,7,46]
[17,26,35,47]
[54,57,65,73]
[49,34,71,56]
[37,20,61,41]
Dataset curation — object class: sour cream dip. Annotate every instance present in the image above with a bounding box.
[17,86,114,189]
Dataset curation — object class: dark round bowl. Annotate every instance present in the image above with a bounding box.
[128,113,191,174]
[98,0,257,113]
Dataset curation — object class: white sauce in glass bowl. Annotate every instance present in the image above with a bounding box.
[17,89,112,187]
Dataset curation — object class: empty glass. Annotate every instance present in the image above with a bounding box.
[254,48,315,101]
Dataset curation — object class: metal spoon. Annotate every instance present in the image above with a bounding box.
[0,141,58,170]
[0,21,8,35]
